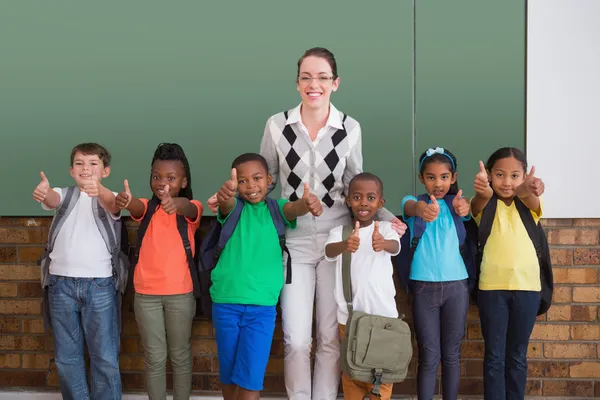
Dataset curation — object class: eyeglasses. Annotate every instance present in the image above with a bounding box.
[297,76,334,84]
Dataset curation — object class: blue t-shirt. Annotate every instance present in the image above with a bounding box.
[401,195,468,282]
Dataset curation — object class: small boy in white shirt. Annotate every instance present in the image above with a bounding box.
[324,172,400,400]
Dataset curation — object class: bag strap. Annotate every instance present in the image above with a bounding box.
[135,196,161,260]
[176,213,202,298]
[266,198,293,284]
[214,198,245,264]
[514,197,543,257]
[478,194,498,250]
[410,194,430,248]
[341,225,354,315]
[47,186,79,250]
[92,198,119,254]
[443,194,467,244]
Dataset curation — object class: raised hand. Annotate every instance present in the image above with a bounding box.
[390,217,407,237]
[160,185,177,214]
[346,221,361,253]
[372,221,385,252]
[82,176,101,197]
[116,179,132,210]
[452,189,470,217]
[217,168,238,203]
[420,195,440,222]
[516,166,545,198]
[474,160,493,199]
[302,182,323,216]
[33,171,50,203]
[207,193,218,213]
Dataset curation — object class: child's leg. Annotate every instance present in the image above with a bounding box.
[49,276,90,400]
[478,290,511,400]
[164,292,196,400]
[81,276,121,400]
[134,293,168,399]
[339,324,369,400]
[505,291,540,400]
[411,281,442,399]
[439,280,469,399]
[213,303,244,400]
[230,305,277,394]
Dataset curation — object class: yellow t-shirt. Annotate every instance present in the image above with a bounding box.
[475,198,542,291]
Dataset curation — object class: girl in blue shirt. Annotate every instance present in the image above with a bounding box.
[401,147,471,400]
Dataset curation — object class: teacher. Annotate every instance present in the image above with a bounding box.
[259,47,406,400]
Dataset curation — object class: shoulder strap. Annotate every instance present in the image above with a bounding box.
[266,198,292,284]
[444,194,467,244]
[92,198,119,254]
[135,196,161,259]
[411,194,430,248]
[478,195,497,250]
[176,213,201,298]
[47,186,80,251]
[217,198,245,251]
[341,225,354,315]
[514,197,542,256]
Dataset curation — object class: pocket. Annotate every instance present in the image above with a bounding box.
[91,276,115,289]
[411,280,427,294]
[48,275,58,288]
[361,326,405,370]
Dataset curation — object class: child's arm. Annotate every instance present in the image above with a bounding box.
[515,166,544,214]
[82,178,119,214]
[403,195,440,222]
[115,179,145,218]
[283,183,323,221]
[32,171,61,209]
[372,221,399,253]
[471,161,494,217]
[452,190,471,217]
[217,169,238,217]
[325,221,360,258]
[158,187,199,219]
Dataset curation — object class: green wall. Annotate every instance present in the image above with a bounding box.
[0,0,523,216]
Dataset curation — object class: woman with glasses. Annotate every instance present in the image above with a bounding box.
[258,47,406,400]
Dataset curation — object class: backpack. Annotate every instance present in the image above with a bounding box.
[472,195,553,316]
[396,194,478,294]
[38,186,131,330]
[339,225,413,396]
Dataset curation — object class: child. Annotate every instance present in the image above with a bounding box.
[33,143,123,400]
[211,153,322,400]
[470,147,545,400]
[115,143,202,400]
[401,147,471,400]
[324,172,400,400]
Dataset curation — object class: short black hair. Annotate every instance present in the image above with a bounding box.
[231,153,269,174]
[348,172,384,196]
[486,147,527,172]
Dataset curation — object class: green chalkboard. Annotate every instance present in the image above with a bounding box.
[413,0,525,197]
[0,1,414,216]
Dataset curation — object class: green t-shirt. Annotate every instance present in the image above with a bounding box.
[210,198,296,306]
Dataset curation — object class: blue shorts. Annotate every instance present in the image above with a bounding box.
[212,303,276,391]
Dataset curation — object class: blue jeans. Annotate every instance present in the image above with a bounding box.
[48,275,121,400]
[412,279,469,400]
[478,290,540,400]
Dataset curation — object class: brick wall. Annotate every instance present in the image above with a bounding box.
[0,216,599,398]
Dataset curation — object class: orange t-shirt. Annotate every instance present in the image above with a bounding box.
[132,198,203,295]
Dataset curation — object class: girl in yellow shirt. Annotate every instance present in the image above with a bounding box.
[470,147,545,400]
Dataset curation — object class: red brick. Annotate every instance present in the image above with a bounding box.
[121,373,145,390]
[573,287,600,302]
[18,282,43,298]
[21,354,50,369]
[553,286,572,303]
[542,218,573,227]
[190,339,217,356]
[467,305,480,321]
[570,361,600,378]
[461,341,484,358]
[0,283,18,297]
[0,318,20,333]
[465,360,483,377]
[191,320,212,336]
[528,342,543,359]
[0,217,50,227]
[391,378,417,394]
[0,228,43,244]
[0,335,44,351]
[467,322,482,339]
[18,247,45,262]
[121,337,138,354]
[0,300,41,315]
[553,267,598,284]
[21,319,44,334]
[46,370,59,387]
[528,361,569,377]
[542,380,594,396]
[571,305,597,321]
[571,325,600,340]
[0,354,20,368]
[574,218,600,226]
[550,248,573,266]
[0,265,40,280]
[266,357,284,374]
[530,324,570,340]
[192,357,212,373]
[458,378,483,395]
[574,248,600,265]
[547,228,599,245]
[544,343,596,359]
[525,380,542,396]
[0,247,17,262]
[119,355,145,371]
[0,371,46,387]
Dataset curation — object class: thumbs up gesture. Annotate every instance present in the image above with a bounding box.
[159,185,177,214]
[474,161,493,199]
[452,189,470,217]
[346,221,361,253]
[116,179,132,210]
[302,182,323,216]
[372,221,386,252]
[419,195,440,222]
[33,172,50,203]
[217,168,238,203]
[516,166,545,198]
[82,175,103,197]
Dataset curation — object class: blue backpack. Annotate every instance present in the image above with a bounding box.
[396,194,478,294]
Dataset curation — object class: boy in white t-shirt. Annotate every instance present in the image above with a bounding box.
[33,143,122,400]
[325,172,400,400]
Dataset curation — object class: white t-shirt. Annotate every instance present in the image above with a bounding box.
[43,187,119,278]
[325,221,401,325]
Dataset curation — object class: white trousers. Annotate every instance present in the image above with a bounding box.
[281,234,340,400]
